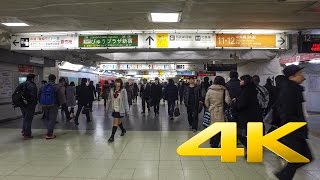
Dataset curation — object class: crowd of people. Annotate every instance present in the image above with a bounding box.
[13,64,311,180]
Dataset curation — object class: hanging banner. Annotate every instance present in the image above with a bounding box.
[79,35,138,48]
[11,35,77,50]
[216,34,287,49]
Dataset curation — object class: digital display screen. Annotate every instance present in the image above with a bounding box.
[298,34,320,53]
[206,64,237,72]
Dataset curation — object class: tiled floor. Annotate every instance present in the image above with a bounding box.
[0,101,319,180]
[0,129,319,180]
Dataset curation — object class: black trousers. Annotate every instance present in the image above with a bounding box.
[61,103,71,119]
[75,104,90,122]
[21,106,35,136]
[89,100,93,110]
[187,107,199,130]
[168,100,176,117]
[153,100,160,113]
[142,98,150,112]
[210,132,221,148]
[277,137,313,180]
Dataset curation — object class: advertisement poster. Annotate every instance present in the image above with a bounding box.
[0,71,13,98]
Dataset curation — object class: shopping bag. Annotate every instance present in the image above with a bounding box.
[174,107,180,117]
[202,110,211,128]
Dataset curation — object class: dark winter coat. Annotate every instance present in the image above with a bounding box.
[133,84,139,97]
[125,86,133,105]
[237,84,262,129]
[277,79,308,139]
[264,84,276,108]
[184,85,201,112]
[140,83,151,99]
[164,83,178,101]
[22,80,38,107]
[88,84,96,101]
[76,84,90,105]
[151,83,163,101]
[226,78,241,99]
[101,84,111,100]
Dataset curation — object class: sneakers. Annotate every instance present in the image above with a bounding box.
[45,135,56,140]
[192,129,197,133]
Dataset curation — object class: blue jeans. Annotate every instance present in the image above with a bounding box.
[43,106,58,136]
[21,106,35,136]
[168,100,176,117]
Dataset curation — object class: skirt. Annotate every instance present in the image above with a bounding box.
[112,112,124,118]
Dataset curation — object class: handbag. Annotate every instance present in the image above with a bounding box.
[174,107,180,117]
[202,109,211,128]
[82,105,90,114]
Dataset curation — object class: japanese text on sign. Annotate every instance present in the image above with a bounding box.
[79,35,138,48]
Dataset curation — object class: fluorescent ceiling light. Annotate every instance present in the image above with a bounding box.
[285,62,299,66]
[150,13,180,22]
[309,58,320,64]
[2,23,29,26]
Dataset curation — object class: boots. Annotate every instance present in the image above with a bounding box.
[119,123,126,136]
[108,126,118,143]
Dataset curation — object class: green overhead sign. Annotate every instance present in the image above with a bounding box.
[79,35,138,48]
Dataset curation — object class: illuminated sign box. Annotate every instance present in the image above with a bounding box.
[298,34,320,53]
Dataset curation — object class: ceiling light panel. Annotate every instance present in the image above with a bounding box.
[150,13,181,22]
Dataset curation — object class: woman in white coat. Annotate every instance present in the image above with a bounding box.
[106,78,130,143]
[205,76,231,148]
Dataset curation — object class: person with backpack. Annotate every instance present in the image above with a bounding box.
[74,78,91,125]
[225,71,241,122]
[13,74,38,140]
[39,74,61,139]
[274,65,313,180]
[58,78,72,121]
[184,77,202,132]
[252,75,269,118]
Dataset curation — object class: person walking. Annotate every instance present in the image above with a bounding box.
[74,78,91,125]
[184,77,201,132]
[264,78,276,113]
[140,79,151,113]
[58,78,71,121]
[132,83,139,103]
[18,74,38,140]
[88,81,96,112]
[40,80,47,120]
[106,78,129,143]
[101,81,111,107]
[125,82,133,108]
[275,65,313,180]
[66,81,76,118]
[96,82,101,101]
[236,75,262,150]
[39,74,61,139]
[164,79,178,120]
[252,75,269,118]
[178,81,185,104]
[205,76,231,147]
[151,77,162,116]
[225,71,241,122]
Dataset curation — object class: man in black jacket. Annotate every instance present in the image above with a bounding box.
[75,78,91,125]
[140,79,151,113]
[164,79,178,120]
[275,65,313,180]
[184,77,201,132]
[225,71,241,122]
[20,74,38,140]
[151,77,162,115]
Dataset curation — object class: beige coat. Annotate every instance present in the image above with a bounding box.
[205,85,231,123]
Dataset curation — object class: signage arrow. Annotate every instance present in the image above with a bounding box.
[146,36,154,46]
[13,39,19,46]
[278,37,286,45]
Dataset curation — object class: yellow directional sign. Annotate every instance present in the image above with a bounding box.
[216,34,277,48]
[156,33,169,48]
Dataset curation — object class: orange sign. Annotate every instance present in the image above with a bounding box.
[216,34,276,48]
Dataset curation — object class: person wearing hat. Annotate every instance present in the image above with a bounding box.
[274,65,313,180]
[150,77,163,116]
[19,74,38,140]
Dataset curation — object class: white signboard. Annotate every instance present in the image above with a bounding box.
[143,33,215,49]
[0,71,13,98]
[11,35,77,50]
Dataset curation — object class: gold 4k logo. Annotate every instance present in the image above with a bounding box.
[177,122,310,163]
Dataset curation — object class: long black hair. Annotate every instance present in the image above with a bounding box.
[114,78,123,91]
[240,75,253,86]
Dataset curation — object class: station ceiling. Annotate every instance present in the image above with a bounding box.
[0,0,320,33]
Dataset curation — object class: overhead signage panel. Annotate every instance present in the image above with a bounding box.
[143,33,215,49]
[79,35,138,48]
[100,64,175,70]
[216,34,287,49]
[298,34,320,53]
[11,35,77,50]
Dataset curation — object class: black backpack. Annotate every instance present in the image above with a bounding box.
[12,83,28,108]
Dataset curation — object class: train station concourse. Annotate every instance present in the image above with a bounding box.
[0,0,320,180]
